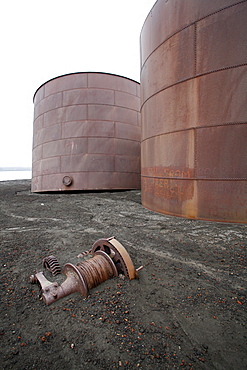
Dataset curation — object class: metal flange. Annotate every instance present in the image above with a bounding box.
[91,237,137,279]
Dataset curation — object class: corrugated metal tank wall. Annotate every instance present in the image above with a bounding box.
[32,73,141,192]
[140,0,247,223]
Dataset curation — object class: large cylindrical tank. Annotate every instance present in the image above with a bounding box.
[140,0,247,223]
[32,72,141,192]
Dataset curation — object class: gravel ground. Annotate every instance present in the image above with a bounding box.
[0,180,246,369]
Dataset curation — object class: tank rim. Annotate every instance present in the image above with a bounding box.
[33,71,140,102]
[140,0,158,37]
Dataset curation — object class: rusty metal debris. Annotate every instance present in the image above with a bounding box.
[30,237,141,306]
[91,237,136,279]
[42,255,61,276]
[77,248,92,258]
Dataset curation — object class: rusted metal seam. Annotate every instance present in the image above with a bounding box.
[33,136,141,153]
[194,22,197,76]
[140,64,247,111]
[141,122,247,143]
[34,102,141,122]
[140,0,247,70]
[141,175,247,181]
[42,86,140,101]
[194,128,198,182]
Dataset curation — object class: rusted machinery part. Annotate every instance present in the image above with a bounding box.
[31,250,119,305]
[136,266,144,272]
[32,269,87,306]
[30,271,61,305]
[77,249,93,258]
[30,238,140,305]
[42,255,61,276]
[91,237,137,279]
[76,250,118,292]
[30,267,87,305]
[30,274,38,284]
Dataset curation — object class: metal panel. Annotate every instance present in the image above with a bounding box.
[88,73,137,95]
[140,0,241,65]
[141,178,196,218]
[141,0,247,223]
[63,88,115,106]
[196,125,247,179]
[197,67,247,126]
[141,25,195,102]
[32,73,141,192]
[142,136,194,178]
[196,181,247,223]
[196,3,247,74]
[141,79,198,141]
[43,73,88,97]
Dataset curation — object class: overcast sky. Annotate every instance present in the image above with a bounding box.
[0,0,155,168]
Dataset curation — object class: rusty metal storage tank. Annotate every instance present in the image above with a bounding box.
[140,0,247,223]
[32,72,141,192]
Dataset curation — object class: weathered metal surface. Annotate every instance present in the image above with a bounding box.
[32,73,141,192]
[42,255,61,276]
[30,237,139,306]
[91,237,137,280]
[140,0,247,223]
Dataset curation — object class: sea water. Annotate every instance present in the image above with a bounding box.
[0,171,32,181]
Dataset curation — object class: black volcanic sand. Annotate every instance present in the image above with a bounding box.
[0,180,246,370]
